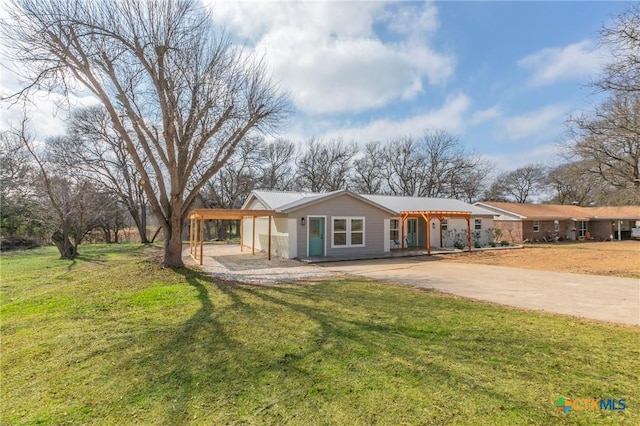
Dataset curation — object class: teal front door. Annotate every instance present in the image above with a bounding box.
[407,218,418,247]
[309,217,325,256]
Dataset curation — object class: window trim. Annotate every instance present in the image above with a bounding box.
[442,219,448,231]
[533,221,540,232]
[554,220,560,232]
[474,218,482,230]
[390,218,400,242]
[331,216,366,248]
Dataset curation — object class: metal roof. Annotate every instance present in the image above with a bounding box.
[246,190,495,216]
[365,194,496,216]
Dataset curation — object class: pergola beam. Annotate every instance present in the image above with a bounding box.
[399,210,473,254]
[188,208,276,265]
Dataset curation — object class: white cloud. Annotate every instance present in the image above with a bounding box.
[483,143,561,173]
[211,1,454,114]
[471,106,501,125]
[518,40,606,87]
[317,92,471,142]
[499,104,569,141]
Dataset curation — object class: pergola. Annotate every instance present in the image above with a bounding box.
[188,209,276,265]
[400,211,472,255]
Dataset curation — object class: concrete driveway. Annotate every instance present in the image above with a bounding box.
[320,258,640,326]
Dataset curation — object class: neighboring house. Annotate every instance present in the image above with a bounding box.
[476,201,640,243]
[241,190,495,259]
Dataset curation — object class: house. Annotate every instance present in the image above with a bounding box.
[475,201,640,243]
[238,190,496,259]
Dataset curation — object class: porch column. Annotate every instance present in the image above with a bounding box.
[401,215,406,249]
[466,216,471,253]
[268,216,272,260]
[252,216,256,255]
[240,217,243,252]
[618,220,622,241]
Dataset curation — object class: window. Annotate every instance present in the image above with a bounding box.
[442,219,448,231]
[332,217,365,247]
[578,221,587,237]
[474,219,482,230]
[554,220,560,232]
[533,221,540,232]
[390,219,400,241]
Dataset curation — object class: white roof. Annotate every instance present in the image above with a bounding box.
[245,190,495,216]
[366,194,495,216]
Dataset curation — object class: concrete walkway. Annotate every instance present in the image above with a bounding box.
[320,258,640,326]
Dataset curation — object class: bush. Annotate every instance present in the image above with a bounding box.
[474,241,481,248]
[500,240,509,246]
[489,242,497,247]
[454,241,465,250]
[0,236,41,252]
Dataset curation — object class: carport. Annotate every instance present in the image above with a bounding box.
[188,208,275,265]
[400,210,472,255]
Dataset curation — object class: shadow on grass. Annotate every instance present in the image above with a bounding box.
[108,269,579,424]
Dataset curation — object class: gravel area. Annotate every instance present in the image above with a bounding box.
[184,244,340,284]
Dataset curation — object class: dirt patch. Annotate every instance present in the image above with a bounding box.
[437,241,640,278]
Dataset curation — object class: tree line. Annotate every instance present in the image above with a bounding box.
[1,0,638,265]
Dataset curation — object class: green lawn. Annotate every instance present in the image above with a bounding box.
[1,245,639,425]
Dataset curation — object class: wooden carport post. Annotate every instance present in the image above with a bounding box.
[420,213,431,255]
[240,217,243,252]
[199,217,204,265]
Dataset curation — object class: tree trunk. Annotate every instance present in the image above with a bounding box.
[103,227,112,243]
[51,230,76,259]
[129,205,150,244]
[162,213,184,267]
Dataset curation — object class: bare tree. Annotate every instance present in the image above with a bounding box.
[49,106,153,243]
[2,0,288,266]
[449,156,494,203]
[487,164,547,203]
[351,141,386,194]
[596,5,640,94]
[256,139,296,191]
[16,121,117,258]
[377,130,492,199]
[566,91,640,203]
[295,138,357,192]
[0,131,43,237]
[380,137,426,196]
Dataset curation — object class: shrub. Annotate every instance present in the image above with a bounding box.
[500,240,509,246]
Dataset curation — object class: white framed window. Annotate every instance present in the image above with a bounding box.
[554,220,560,232]
[533,221,540,232]
[332,217,365,248]
[442,219,448,231]
[390,219,400,242]
[474,219,482,230]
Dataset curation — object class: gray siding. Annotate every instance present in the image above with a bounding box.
[293,194,390,258]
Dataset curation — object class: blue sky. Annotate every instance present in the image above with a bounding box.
[212,0,631,170]
[1,1,631,172]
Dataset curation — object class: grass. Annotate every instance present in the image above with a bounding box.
[1,245,639,425]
